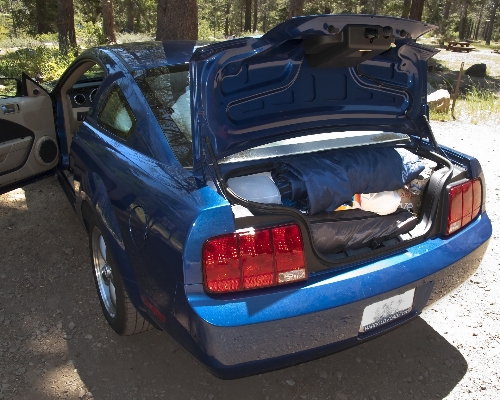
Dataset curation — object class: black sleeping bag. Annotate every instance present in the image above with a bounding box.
[309,208,417,254]
[272,147,424,215]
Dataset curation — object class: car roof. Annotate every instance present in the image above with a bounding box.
[97,41,213,71]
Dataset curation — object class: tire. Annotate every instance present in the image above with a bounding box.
[88,215,152,335]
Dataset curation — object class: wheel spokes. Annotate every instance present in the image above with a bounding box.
[99,236,107,264]
[92,226,117,318]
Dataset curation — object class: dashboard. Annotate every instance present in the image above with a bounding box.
[67,80,102,108]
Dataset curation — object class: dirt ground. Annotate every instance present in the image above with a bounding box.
[2,44,500,400]
[0,120,498,400]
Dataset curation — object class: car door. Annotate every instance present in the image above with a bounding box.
[0,75,59,188]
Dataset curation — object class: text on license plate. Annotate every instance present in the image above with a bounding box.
[360,288,415,332]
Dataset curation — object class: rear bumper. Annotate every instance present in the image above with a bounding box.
[177,212,491,378]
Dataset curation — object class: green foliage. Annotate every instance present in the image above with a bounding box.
[9,0,58,36]
[0,77,18,97]
[113,0,157,33]
[0,45,74,81]
[74,0,102,24]
[0,34,42,48]
[76,20,108,47]
[35,32,58,43]
[430,85,500,125]
[0,12,11,38]
[197,18,217,40]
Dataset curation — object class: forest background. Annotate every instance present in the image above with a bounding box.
[0,0,499,82]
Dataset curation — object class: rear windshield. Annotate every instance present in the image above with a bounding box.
[134,64,192,167]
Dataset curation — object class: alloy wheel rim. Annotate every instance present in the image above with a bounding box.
[92,226,117,318]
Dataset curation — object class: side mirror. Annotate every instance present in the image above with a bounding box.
[0,78,22,98]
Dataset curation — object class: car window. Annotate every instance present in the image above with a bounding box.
[134,65,192,168]
[98,85,136,141]
[80,64,106,82]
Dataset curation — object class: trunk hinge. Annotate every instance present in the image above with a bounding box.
[420,115,450,161]
[202,136,228,199]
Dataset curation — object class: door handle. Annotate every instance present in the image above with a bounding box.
[1,103,19,114]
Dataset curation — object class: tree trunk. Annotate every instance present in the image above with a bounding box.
[443,0,452,20]
[156,0,198,40]
[101,0,117,43]
[324,6,331,14]
[57,0,76,55]
[474,2,484,40]
[126,0,135,32]
[486,0,500,45]
[409,0,425,21]
[224,1,231,37]
[467,21,473,39]
[240,0,243,32]
[458,1,468,40]
[252,0,257,32]
[288,0,304,18]
[36,0,50,34]
[262,0,267,32]
[402,0,411,18]
[244,0,251,31]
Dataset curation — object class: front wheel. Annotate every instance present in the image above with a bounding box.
[89,215,152,335]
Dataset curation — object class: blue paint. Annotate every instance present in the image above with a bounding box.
[47,15,492,377]
[184,213,491,327]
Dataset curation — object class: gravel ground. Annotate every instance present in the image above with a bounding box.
[432,47,500,77]
[0,120,498,400]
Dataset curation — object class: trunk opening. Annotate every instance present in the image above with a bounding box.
[203,141,457,272]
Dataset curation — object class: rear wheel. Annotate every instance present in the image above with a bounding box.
[88,215,152,335]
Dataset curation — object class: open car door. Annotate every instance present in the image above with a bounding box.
[0,74,59,188]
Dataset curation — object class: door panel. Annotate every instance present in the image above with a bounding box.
[0,137,33,172]
[0,80,58,188]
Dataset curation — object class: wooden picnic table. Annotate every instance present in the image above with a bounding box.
[446,41,476,52]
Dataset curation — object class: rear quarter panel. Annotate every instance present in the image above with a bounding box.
[71,116,235,323]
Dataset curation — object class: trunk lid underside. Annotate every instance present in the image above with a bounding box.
[190,14,438,170]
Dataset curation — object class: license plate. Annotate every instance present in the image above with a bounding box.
[360,288,415,332]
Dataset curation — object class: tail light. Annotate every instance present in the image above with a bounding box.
[202,224,307,293]
[446,178,482,235]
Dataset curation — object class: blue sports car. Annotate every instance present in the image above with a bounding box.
[0,15,491,378]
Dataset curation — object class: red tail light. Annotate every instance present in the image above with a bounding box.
[447,178,482,235]
[272,225,307,284]
[202,224,307,293]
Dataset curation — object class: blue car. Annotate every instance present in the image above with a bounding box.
[0,15,491,378]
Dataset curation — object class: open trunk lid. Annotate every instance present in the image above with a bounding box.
[190,14,438,171]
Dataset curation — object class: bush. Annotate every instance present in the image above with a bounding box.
[76,21,107,48]
[0,45,74,82]
[35,32,59,44]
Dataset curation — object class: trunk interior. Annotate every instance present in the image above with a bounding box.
[204,137,465,272]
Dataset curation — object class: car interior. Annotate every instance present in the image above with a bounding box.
[58,61,105,155]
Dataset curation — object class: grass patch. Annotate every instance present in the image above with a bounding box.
[116,31,154,44]
[471,42,500,52]
[430,109,452,122]
[430,87,500,125]
[454,87,500,125]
